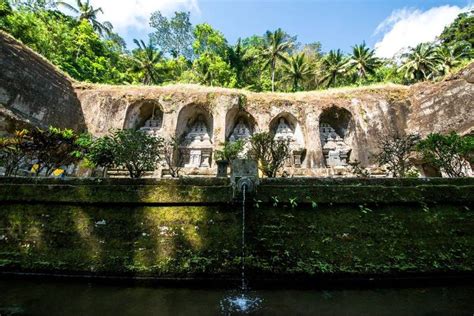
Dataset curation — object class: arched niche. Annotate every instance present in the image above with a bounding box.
[123,100,163,136]
[176,104,214,168]
[269,112,306,167]
[225,107,257,142]
[319,106,354,167]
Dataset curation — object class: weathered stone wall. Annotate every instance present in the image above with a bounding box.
[407,64,474,136]
[0,31,85,135]
[0,177,472,280]
[75,83,413,172]
[1,31,473,175]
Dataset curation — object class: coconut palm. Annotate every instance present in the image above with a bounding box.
[284,53,312,91]
[56,0,113,36]
[319,49,348,88]
[131,39,162,85]
[436,42,473,75]
[347,42,381,79]
[399,43,440,81]
[228,38,254,87]
[262,29,292,92]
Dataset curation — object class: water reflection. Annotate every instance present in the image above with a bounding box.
[0,279,473,315]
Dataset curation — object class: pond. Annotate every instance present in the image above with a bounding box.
[0,278,473,315]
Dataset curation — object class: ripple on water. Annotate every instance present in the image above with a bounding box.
[219,292,263,315]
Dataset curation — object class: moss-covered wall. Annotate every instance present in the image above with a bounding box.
[0,178,473,281]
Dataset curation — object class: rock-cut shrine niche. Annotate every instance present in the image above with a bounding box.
[176,105,213,168]
[270,113,306,167]
[319,106,353,167]
[123,100,163,137]
[225,109,257,158]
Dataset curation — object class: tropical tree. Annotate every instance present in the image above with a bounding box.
[228,38,254,87]
[436,42,473,75]
[347,42,381,79]
[319,49,347,88]
[131,39,162,85]
[398,43,440,82]
[56,0,113,36]
[283,53,312,91]
[262,28,292,92]
[149,11,194,59]
[439,10,474,49]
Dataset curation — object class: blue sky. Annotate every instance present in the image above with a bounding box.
[85,0,472,57]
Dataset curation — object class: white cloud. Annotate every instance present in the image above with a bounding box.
[73,0,200,32]
[374,5,470,58]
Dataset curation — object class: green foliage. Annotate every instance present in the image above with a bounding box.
[27,126,82,176]
[109,129,164,179]
[214,140,244,162]
[262,28,292,91]
[193,23,228,57]
[130,39,163,85]
[417,132,474,178]
[248,132,291,177]
[84,134,116,177]
[318,49,348,88]
[439,10,474,48]
[375,133,420,177]
[149,10,194,59]
[347,42,382,80]
[283,53,312,91]
[162,137,183,178]
[1,5,472,90]
[0,129,29,176]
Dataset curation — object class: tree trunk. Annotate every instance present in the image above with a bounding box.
[271,63,275,92]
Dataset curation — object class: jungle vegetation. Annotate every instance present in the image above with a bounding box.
[1,0,473,91]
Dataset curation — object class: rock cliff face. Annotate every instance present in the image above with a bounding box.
[0,31,472,174]
[0,31,85,135]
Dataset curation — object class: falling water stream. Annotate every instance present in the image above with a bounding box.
[219,183,262,314]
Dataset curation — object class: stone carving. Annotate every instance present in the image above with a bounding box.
[229,119,252,142]
[320,123,351,167]
[138,109,163,137]
[180,115,212,168]
[273,117,305,168]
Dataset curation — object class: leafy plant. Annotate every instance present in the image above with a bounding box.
[375,133,420,177]
[289,197,298,208]
[110,129,164,179]
[248,132,291,178]
[0,129,30,176]
[214,140,244,162]
[348,159,370,178]
[417,132,473,178]
[162,137,183,178]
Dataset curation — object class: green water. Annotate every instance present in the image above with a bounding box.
[0,279,473,315]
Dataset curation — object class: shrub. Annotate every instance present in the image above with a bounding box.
[248,132,291,177]
[417,132,473,178]
[162,137,183,178]
[0,129,30,176]
[111,129,164,179]
[85,134,116,177]
[27,127,82,176]
[375,133,420,177]
[214,140,245,162]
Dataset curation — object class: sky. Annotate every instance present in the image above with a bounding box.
[81,0,473,58]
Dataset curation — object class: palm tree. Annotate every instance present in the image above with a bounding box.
[399,43,440,82]
[228,38,254,87]
[284,53,312,91]
[436,42,473,75]
[131,39,162,85]
[262,29,292,92]
[319,49,347,88]
[56,0,113,36]
[347,42,381,79]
